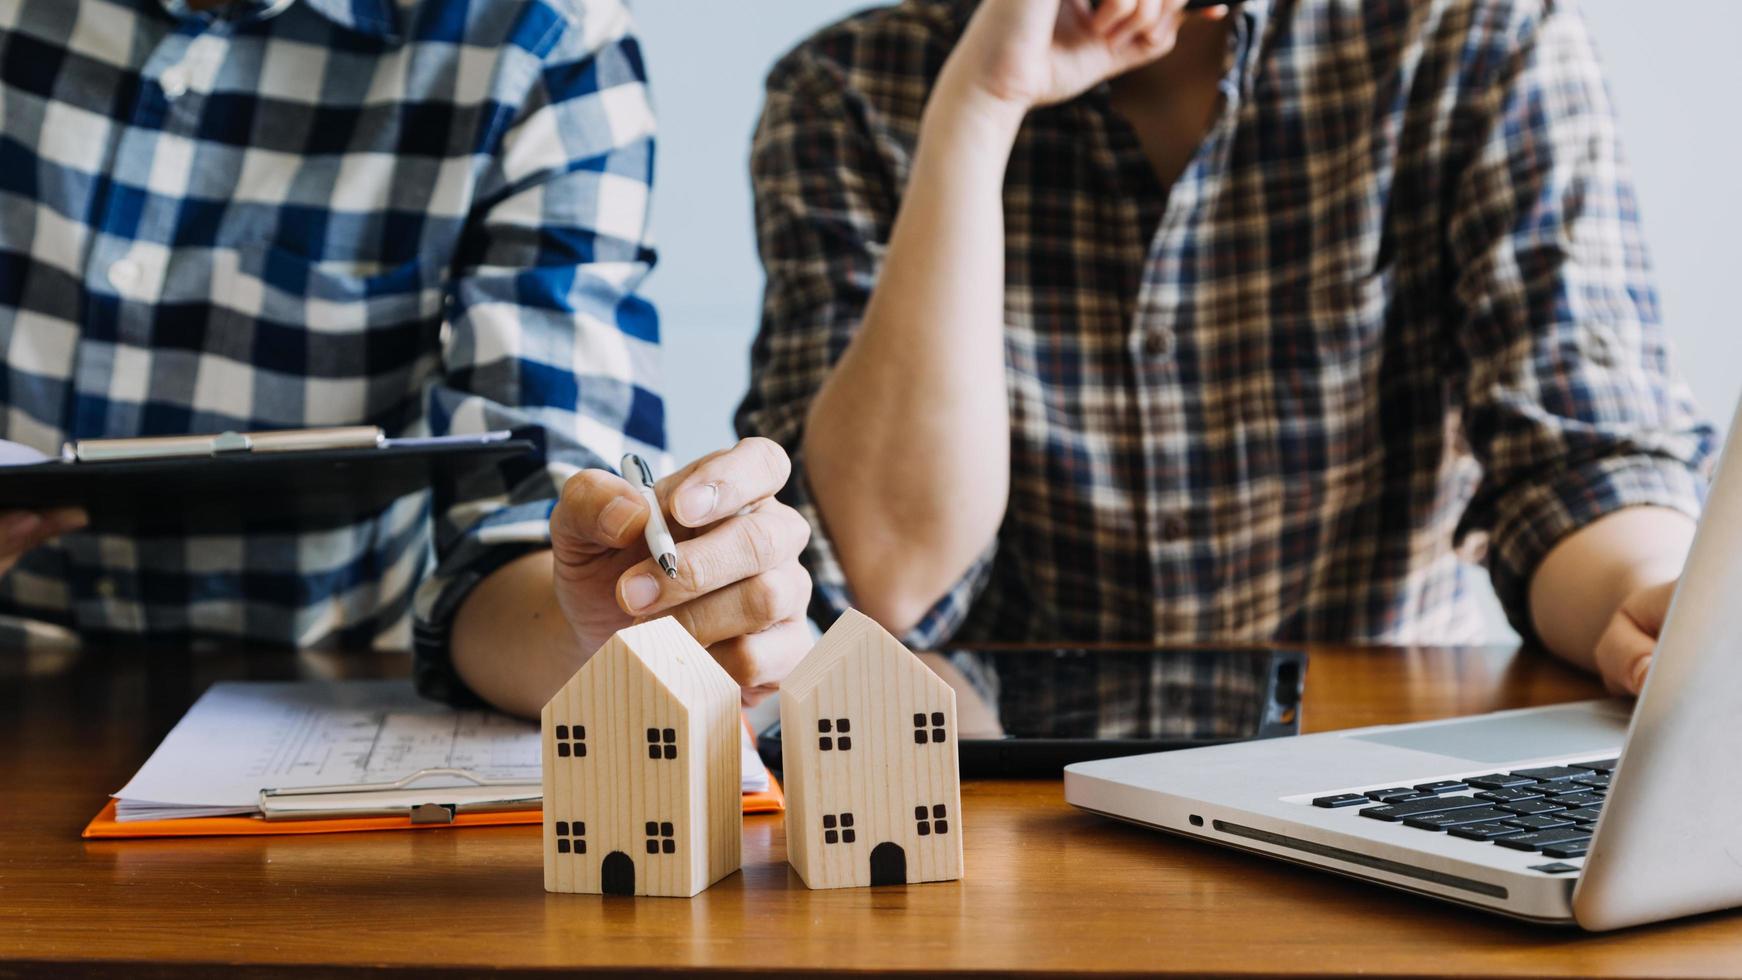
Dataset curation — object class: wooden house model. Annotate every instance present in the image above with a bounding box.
[542,617,742,897]
[779,609,963,889]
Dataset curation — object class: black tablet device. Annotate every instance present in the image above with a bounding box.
[758,645,1305,777]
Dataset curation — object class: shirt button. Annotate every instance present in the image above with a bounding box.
[107,259,140,291]
[159,66,189,99]
[1161,514,1188,542]
[1142,331,1173,361]
[95,577,118,598]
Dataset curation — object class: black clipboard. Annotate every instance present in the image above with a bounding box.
[0,428,536,534]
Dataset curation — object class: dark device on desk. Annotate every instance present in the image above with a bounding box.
[759,645,1304,777]
[0,427,535,534]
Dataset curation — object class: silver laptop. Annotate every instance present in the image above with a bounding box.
[1065,398,1742,930]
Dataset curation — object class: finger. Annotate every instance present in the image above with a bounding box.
[0,511,44,559]
[1593,620,1655,697]
[550,468,649,565]
[1601,638,1653,697]
[615,501,810,616]
[707,618,815,691]
[1624,650,1653,695]
[740,683,779,709]
[1109,0,1164,45]
[43,507,88,533]
[1602,580,1676,695]
[17,518,79,553]
[1134,7,1188,52]
[663,437,791,529]
[1089,0,1138,35]
[1138,18,1174,48]
[0,509,83,567]
[664,563,812,648]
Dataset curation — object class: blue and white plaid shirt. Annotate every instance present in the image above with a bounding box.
[743,0,1715,652]
[0,0,661,695]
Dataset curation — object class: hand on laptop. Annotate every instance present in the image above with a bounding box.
[1591,578,1677,696]
[0,508,87,576]
[549,438,813,705]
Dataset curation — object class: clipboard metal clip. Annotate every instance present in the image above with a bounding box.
[258,767,542,823]
[67,426,386,463]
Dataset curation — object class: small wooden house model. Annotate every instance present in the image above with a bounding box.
[542,617,742,897]
[779,609,963,889]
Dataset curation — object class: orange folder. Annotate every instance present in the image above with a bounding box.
[82,779,784,840]
[84,715,785,840]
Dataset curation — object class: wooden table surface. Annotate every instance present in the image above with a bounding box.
[5,641,1742,978]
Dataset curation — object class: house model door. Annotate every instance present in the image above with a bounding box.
[601,851,635,896]
[870,842,906,886]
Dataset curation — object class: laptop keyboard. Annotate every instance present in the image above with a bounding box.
[1311,758,1616,860]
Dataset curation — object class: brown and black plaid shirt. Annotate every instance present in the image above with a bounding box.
[738,0,1713,651]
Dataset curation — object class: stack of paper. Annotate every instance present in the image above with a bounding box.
[113,680,769,822]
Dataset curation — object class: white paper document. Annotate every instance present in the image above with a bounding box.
[113,680,770,822]
[0,439,49,465]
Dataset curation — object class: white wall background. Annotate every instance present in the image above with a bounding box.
[631,0,1742,640]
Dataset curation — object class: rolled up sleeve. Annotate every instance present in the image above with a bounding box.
[1446,0,1714,638]
[414,8,663,704]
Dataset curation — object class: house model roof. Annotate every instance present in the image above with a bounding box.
[779,609,937,700]
[550,617,738,711]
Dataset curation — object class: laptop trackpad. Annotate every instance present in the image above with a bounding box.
[1347,702,1630,764]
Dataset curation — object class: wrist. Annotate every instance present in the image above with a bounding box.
[921,72,1029,153]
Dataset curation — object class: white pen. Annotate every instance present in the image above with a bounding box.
[621,453,678,579]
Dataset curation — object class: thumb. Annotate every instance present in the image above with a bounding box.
[1601,580,1677,696]
[1593,621,1654,697]
[1624,651,1652,696]
[549,469,650,570]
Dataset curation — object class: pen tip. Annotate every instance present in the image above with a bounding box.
[658,555,678,580]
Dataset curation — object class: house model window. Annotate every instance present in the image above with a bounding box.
[555,820,587,854]
[817,717,852,751]
[822,812,856,844]
[646,727,677,760]
[915,804,949,837]
[555,724,587,758]
[645,820,677,855]
[913,711,945,745]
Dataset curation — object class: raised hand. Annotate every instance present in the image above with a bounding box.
[937,0,1225,114]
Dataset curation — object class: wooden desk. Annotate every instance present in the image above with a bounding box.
[4,642,1741,977]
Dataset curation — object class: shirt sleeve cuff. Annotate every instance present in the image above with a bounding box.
[783,446,997,650]
[1480,454,1706,640]
[412,500,557,706]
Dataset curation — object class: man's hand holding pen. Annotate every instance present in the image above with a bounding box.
[548,438,814,705]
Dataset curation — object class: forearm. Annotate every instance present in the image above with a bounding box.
[802,86,1024,634]
[451,550,587,718]
[1527,506,1696,672]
